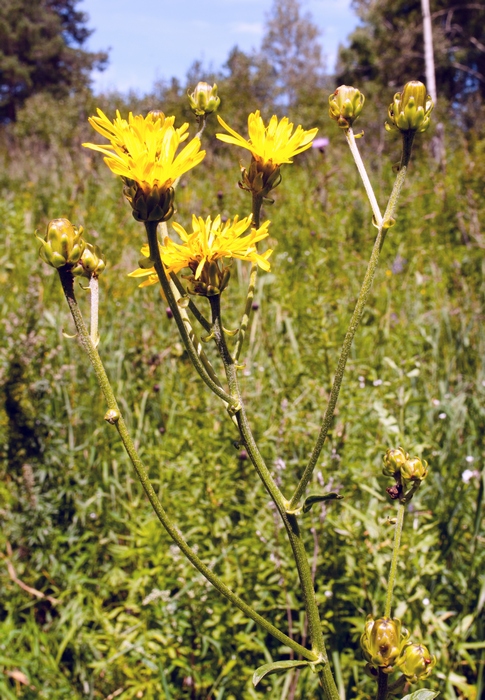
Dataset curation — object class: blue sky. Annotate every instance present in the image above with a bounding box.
[82,0,359,95]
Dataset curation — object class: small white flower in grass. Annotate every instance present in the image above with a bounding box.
[438,412,447,420]
[462,469,476,484]
[465,455,474,463]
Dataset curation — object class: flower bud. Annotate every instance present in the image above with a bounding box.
[360,616,409,672]
[401,455,428,483]
[329,85,365,128]
[188,82,220,117]
[37,218,85,269]
[72,241,106,279]
[397,643,436,683]
[383,447,408,477]
[385,81,433,133]
[122,179,175,223]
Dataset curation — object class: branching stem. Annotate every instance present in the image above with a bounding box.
[57,267,314,662]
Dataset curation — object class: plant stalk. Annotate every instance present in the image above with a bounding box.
[290,145,413,510]
[385,503,405,618]
[57,266,315,662]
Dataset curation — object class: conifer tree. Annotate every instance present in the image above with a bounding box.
[0,0,107,121]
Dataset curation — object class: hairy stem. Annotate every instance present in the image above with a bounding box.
[385,503,405,618]
[376,668,389,700]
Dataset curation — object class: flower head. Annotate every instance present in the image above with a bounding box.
[130,214,272,296]
[188,82,220,117]
[217,111,317,167]
[385,81,433,134]
[217,111,317,197]
[360,616,410,673]
[397,643,436,683]
[37,218,85,269]
[83,109,205,222]
[329,85,365,128]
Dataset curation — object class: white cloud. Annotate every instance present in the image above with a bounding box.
[230,21,263,35]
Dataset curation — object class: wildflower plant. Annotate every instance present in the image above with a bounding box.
[37,81,439,699]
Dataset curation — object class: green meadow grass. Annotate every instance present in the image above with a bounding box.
[0,125,484,699]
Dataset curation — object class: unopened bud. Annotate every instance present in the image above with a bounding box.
[188,82,220,116]
[37,218,85,269]
[360,616,409,672]
[401,455,429,483]
[329,85,365,128]
[397,643,436,683]
[383,447,408,477]
[386,81,433,133]
[72,241,106,279]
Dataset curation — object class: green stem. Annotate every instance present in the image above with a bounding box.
[385,503,405,618]
[233,193,263,362]
[376,668,389,700]
[345,128,383,227]
[57,266,315,662]
[209,295,340,700]
[89,275,99,345]
[144,221,235,408]
[289,149,413,510]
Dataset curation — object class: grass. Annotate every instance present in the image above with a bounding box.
[0,116,484,699]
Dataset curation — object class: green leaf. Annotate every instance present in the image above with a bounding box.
[401,690,439,700]
[302,493,343,513]
[253,660,309,686]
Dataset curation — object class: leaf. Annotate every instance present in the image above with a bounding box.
[302,493,343,513]
[401,690,439,700]
[253,660,309,687]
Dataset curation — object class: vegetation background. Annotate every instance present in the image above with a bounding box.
[1,1,485,698]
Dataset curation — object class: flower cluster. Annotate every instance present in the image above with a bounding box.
[383,446,429,502]
[37,218,106,280]
[130,214,272,296]
[361,616,436,682]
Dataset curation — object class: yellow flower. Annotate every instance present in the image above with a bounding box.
[84,109,205,193]
[129,214,272,295]
[216,111,318,165]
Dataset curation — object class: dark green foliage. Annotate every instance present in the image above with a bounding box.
[337,0,485,104]
[0,0,108,122]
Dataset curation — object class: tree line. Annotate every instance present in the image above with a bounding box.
[1,0,484,127]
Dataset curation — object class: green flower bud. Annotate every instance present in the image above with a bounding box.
[72,241,107,280]
[37,218,85,269]
[188,82,221,116]
[360,616,410,672]
[401,455,429,483]
[385,81,433,133]
[397,643,436,683]
[329,85,365,128]
[383,447,408,477]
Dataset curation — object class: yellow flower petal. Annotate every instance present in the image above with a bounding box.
[216,111,318,165]
[83,110,205,192]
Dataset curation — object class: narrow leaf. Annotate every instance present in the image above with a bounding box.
[302,493,343,513]
[253,660,309,687]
